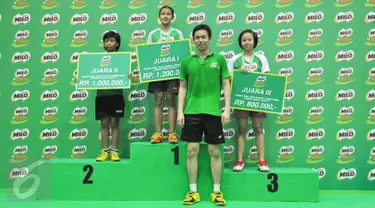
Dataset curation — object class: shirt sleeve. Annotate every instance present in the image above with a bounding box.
[220,55,231,80]
[146,31,153,44]
[178,30,184,40]
[257,54,270,73]
[179,58,188,80]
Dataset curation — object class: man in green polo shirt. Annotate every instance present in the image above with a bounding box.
[177,24,231,206]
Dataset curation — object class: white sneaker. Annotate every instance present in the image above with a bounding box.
[233,160,244,172]
[258,160,270,172]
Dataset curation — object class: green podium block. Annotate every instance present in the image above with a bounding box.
[222,168,319,202]
[36,142,319,202]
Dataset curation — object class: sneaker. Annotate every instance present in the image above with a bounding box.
[183,191,200,205]
[96,150,110,162]
[168,132,179,144]
[258,160,270,172]
[110,150,120,161]
[209,191,226,206]
[150,132,164,144]
[232,160,244,172]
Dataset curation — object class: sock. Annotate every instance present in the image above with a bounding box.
[103,148,110,152]
[190,184,197,192]
[214,184,220,192]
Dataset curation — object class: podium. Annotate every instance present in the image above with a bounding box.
[35,142,319,202]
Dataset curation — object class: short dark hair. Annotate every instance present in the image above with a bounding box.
[238,29,258,49]
[192,24,212,40]
[159,5,174,18]
[103,31,121,51]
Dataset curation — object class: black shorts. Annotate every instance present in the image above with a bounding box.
[95,95,125,120]
[181,114,225,145]
[148,79,179,94]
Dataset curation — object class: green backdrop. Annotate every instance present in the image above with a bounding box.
[1,0,375,190]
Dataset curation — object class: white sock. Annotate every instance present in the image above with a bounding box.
[214,184,220,192]
[190,184,197,192]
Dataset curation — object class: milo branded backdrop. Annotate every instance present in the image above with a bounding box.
[1,0,375,190]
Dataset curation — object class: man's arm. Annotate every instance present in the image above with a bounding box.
[222,78,231,112]
[178,80,187,115]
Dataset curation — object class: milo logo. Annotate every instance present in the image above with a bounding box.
[219,51,235,62]
[275,128,295,140]
[128,13,147,24]
[335,67,353,85]
[285,89,295,101]
[11,90,30,102]
[70,90,88,102]
[305,11,324,23]
[216,12,235,24]
[276,145,295,164]
[129,30,146,47]
[275,50,294,62]
[337,106,354,124]
[365,12,375,23]
[12,68,30,86]
[337,146,355,164]
[70,13,89,25]
[306,145,325,164]
[335,89,355,101]
[40,90,59,102]
[71,30,88,48]
[12,13,31,25]
[367,107,375,125]
[42,145,58,159]
[12,30,30,48]
[275,12,294,24]
[11,107,29,124]
[69,106,87,124]
[72,145,87,158]
[368,169,375,181]
[305,28,323,46]
[367,129,375,141]
[99,0,118,9]
[365,29,375,46]
[41,106,58,124]
[334,11,354,23]
[313,168,326,179]
[128,90,147,101]
[336,128,356,141]
[245,12,264,24]
[306,128,325,140]
[216,29,234,47]
[337,168,356,180]
[69,128,88,140]
[70,0,89,9]
[162,107,169,121]
[305,89,325,101]
[41,68,58,86]
[336,28,353,46]
[100,13,118,25]
[335,50,354,62]
[40,128,59,140]
[42,30,59,48]
[279,67,294,83]
[129,106,146,123]
[186,13,205,24]
[9,168,28,179]
[224,146,234,154]
[366,50,375,62]
[41,52,60,63]
[160,44,170,56]
[223,128,235,140]
[276,29,293,46]
[10,145,28,163]
[306,67,324,85]
[128,128,147,140]
[12,52,30,63]
[41,13,60,25]
[246,146,259,163]
[367,89,375,101]
[305,50,324,62]
[10,128,29,140]
[306,106,324,124]
[276,106,294,124]
[100,55,111,67]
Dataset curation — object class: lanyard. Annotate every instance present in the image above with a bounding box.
[160,28,171,42]
[241,53,254,70]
